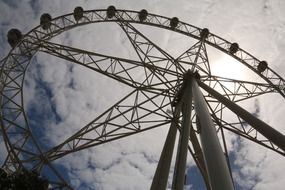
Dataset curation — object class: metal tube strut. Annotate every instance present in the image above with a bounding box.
[198,80,285,152]
[150,98,182,190]
[172,75,193,190]
[192,79,234,190]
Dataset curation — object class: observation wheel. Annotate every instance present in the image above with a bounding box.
[1,6,285,190]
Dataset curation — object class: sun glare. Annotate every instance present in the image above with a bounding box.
[211,55,246,80]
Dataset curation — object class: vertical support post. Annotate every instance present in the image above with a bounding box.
[150,101,182,190]
[172,74,193,190]
[198,80,285,152]
[192,79,234,190]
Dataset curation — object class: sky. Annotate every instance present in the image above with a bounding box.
[0,0,285,190]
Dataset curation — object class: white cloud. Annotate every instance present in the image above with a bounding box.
[1,0,285,190]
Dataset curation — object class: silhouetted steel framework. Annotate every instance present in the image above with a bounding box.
[1,6,285,190]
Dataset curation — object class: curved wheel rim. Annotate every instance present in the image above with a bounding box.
[1,8,284,189]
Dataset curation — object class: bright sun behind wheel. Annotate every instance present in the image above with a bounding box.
[211,55,246,80]
[1,6,284,190]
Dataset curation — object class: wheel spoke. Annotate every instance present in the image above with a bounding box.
[1,8,285,190]
[117,21,183,94]
[177,40,211,75]
[26,38,182,93]
[203,76,276,102]
[203,85,285,156]
[29,88,174,165]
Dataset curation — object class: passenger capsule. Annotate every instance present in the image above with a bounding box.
[7,28,22,47]
[229,43,239,54]
[107,5,116,18]
[74,6,84,21]
[200,28,209,39]
[170,17,179,29]
[257,61,268,73]
[40,13,52,30]
[138,9,148,22]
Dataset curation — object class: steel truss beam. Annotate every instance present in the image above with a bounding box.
[22,88,174,167]
[199,80,285,152]
[1,8,285,190]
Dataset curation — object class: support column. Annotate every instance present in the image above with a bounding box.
[192,79,234,190]
[198,80,285,152]
[150,100,182,190]
[172,74,193,190]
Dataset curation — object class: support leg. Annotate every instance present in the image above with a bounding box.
[198,80,285,152]
[150,103,182,190]
[172,77,193,190]
[192,79,234,190]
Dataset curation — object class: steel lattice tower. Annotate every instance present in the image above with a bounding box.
[1,6,285,190]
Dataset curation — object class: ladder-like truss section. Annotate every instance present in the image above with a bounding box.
[1,7,284,190]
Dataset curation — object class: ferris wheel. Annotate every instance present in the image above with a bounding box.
[1,6,285,190]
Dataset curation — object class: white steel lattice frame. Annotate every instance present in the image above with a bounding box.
[0,8,285,189]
